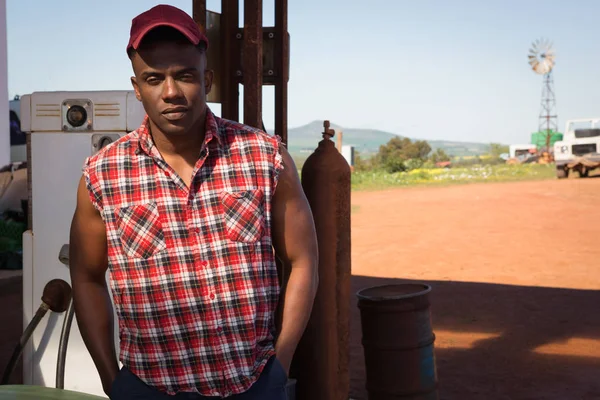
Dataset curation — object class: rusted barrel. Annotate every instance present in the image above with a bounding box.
[357,283,438,400]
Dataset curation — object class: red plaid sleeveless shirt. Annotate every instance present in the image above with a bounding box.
[82,109,283,397]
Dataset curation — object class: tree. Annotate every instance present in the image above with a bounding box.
[373,136,433,173]
[353,151,372,171]
[410,140,432,160]
[430,148,451,163]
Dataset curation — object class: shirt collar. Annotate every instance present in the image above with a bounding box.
[135,107,223,156]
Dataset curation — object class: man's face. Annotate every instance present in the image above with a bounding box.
[130,40,213,136]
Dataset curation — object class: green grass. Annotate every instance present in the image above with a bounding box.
[350,163,556,191]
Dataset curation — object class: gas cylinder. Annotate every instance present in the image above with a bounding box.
[291,121,351,400]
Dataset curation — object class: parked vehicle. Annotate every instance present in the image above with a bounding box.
[553,118,600,178]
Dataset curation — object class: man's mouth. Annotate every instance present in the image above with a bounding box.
[162,107,188,121]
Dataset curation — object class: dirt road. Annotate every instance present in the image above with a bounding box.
[350,178,600,399]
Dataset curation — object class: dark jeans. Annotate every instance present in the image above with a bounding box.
[110,356,288,400]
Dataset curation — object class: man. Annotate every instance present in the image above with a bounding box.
[69,4,318,399]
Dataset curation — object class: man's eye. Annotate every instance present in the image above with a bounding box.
[180,74,195,81]
[146,77,161,84]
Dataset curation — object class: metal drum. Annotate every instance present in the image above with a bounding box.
[357,283,438,400]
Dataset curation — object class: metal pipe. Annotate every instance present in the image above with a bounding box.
[243,0,263,129]
[192,0,207,33]
[1,304,49,384]
[56,243,73,389]
[221,0,239,121]
[56,299,75,389]
[1,279,71,385]
[274,0,289,145]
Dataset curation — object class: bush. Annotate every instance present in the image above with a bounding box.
[351,163,555,191]
[430,148,451,163]
[421,160,436,169]
[384,158,406,173]
[404,158,424,171]
[353,151,373,172]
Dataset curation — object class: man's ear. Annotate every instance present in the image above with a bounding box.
[204,69,214,96]
[131,76,142,102]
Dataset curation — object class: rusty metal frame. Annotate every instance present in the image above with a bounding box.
[193,0,289,145]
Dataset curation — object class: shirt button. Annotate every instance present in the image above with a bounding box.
[201,260,209,267]
[210,293,215,300]
[217,326,223,333]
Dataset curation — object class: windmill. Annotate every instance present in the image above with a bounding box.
[528,38,557,153]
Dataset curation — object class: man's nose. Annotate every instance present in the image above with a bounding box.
[161,77,183,101]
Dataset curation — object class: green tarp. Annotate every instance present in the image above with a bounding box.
[531,131,564,148]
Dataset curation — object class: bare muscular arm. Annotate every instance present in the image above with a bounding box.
[69,175,119,396]
[271,145,319,375]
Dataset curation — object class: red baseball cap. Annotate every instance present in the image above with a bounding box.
[127,4,209,53]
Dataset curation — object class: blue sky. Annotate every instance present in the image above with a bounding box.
[7,0,600,145]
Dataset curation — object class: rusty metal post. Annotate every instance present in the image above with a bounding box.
[293,121,351,400]
[274,0,288,145]
[221,0,239,121]
[192,0,206,33]
[243,0,263,129]
[271,0,289,347]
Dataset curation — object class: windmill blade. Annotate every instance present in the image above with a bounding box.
[528,37,556,75]
[542,62,551,74]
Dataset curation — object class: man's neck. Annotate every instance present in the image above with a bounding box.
[149,115,206,163]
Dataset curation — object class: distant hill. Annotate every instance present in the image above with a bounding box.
[270,121,493,160]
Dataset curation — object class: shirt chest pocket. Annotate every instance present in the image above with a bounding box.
[219,189,265,243]
[115,202,167,259]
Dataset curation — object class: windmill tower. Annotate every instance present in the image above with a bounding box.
[528,38,557,153]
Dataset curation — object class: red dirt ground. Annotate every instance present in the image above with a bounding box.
[2,178,599,399]
[349,178,600,400]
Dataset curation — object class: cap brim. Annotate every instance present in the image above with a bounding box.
[130,22,204,50]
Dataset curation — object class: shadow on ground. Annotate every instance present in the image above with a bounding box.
[350,275,600,400]
[0,275,23,385]
[3,275,599,399]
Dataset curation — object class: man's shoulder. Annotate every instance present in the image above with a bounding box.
[216,116,280,147]
[84,131,137,173]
